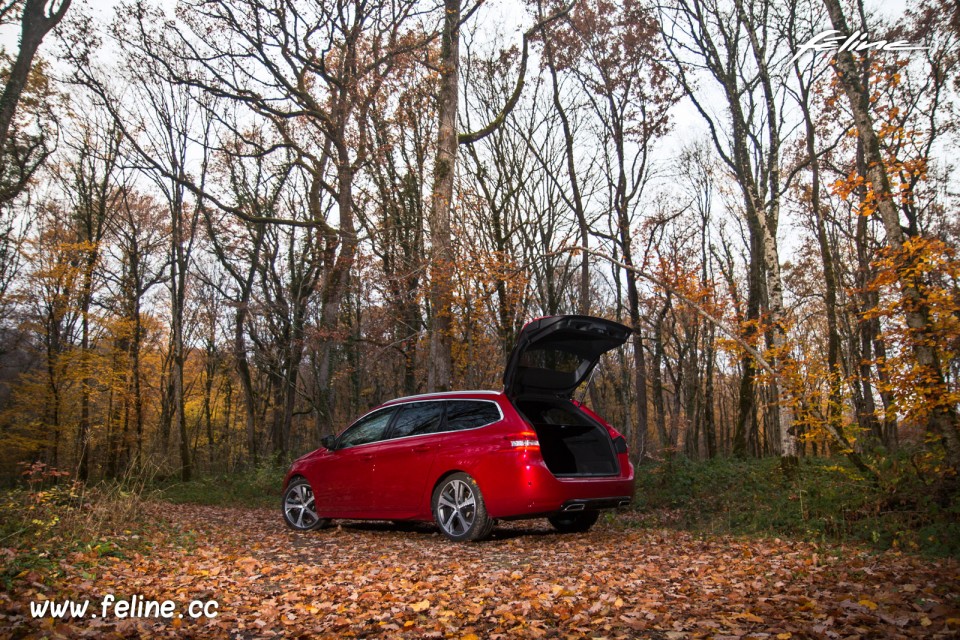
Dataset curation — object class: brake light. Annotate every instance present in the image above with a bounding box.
[612,435,628,454]
[507,432,540,450]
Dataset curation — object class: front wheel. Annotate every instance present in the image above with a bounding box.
[282,477,329,531]
[548,510,600,533]
[432,473,494,542]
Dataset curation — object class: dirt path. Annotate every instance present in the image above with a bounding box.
[2,503,959,638]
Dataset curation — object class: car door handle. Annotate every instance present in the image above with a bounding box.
[412,444,433,453]
[360,454,374,461]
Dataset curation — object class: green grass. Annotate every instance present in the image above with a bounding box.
[0,480,162,589]
[153,464,283,509]
[633,455,960,557]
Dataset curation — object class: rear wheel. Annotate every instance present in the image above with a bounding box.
[282,477,329,531]
[548,510,600,533]
[432,473,494,542]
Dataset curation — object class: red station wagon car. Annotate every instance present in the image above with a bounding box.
[282,315,635,541]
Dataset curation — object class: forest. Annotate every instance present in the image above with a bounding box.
[0,0,957,498]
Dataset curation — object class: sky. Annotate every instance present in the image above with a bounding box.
[1,0,919,148]
[0,0,937,249]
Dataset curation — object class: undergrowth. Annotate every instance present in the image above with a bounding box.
[0,462,163,589]
[153,464,283,509]
[633,455,960,557]
[1,459,287,586]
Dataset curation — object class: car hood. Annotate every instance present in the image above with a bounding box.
[503,315,633,399]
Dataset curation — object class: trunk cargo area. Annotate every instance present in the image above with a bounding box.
[514,398,619,477]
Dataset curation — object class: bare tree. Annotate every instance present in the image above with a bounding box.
[540,0,679,456]
[426,0,461,392]
[103,189,168,473]
[361,65,435,397]
[52,105,123,480]
[426,0,572,391]
[659,0,800,465]
[459,36,541,360]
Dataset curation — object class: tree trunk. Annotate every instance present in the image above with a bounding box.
[204,342,216,465]
[426,0,459,393]
[703,327,717,458]
[542,32,590,314]
[0,0,70,145]
[131,299,144,468]
[733,245,763,458]
[234,304,259,466]
[623,252,649,459]
[171,202,191,482]
[651,298,670,449]
[77,267,93,481]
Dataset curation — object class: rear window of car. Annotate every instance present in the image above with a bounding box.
[390,402,444,439]
[518,400,592,427]
[518,347,583,373]
[444,400,501,431]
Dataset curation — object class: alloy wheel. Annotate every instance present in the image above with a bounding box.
[283,480,322,530]
[436,478,476,537]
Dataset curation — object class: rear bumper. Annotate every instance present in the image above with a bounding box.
[480,453,635,519]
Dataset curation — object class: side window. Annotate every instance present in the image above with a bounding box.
[337,408,395,448]
[389,402,444,439]
[444,400,501,431]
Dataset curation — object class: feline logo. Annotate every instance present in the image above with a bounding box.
[789,30,928,67]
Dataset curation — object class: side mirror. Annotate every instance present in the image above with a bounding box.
[321,435,337,450]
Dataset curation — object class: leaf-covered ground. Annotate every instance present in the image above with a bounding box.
[2,504,959,638]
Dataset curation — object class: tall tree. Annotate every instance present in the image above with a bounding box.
[427,0,572,391]
[535,0,592,315]
[203,127,276,464]
[543,0,678,455]
[53,107,122,480]
[459,38,541,365]
[362,65,434,397]
[103,21,215,481]
[426,0,461,392]
[129,0,425,428]
[0,0,69,203]
[660,0,799,465]
[103,190,167,473]
[821,0,960,469]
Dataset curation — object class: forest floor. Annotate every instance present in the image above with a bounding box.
[1,503,959,639]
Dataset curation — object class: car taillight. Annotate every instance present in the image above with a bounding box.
[507,432,539,450]
[612,435,627,454]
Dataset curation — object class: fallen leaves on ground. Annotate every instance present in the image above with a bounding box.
[2,503,958,638]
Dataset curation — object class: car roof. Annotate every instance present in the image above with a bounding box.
[380,390,503,406]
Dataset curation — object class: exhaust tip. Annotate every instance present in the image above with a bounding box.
[564,503,586,512]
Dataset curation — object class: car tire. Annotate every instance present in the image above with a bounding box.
[432,473,494,542]
[548,510,600,533]
[282,477,329,531]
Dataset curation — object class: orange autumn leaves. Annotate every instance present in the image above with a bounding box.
[3,503,959,638]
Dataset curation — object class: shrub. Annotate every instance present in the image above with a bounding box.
[633,455,960,557]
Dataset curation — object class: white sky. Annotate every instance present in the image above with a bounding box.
[2,0,916,146]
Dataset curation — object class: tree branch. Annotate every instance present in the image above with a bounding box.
[458,0,574,146]
[556,244,777,375]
